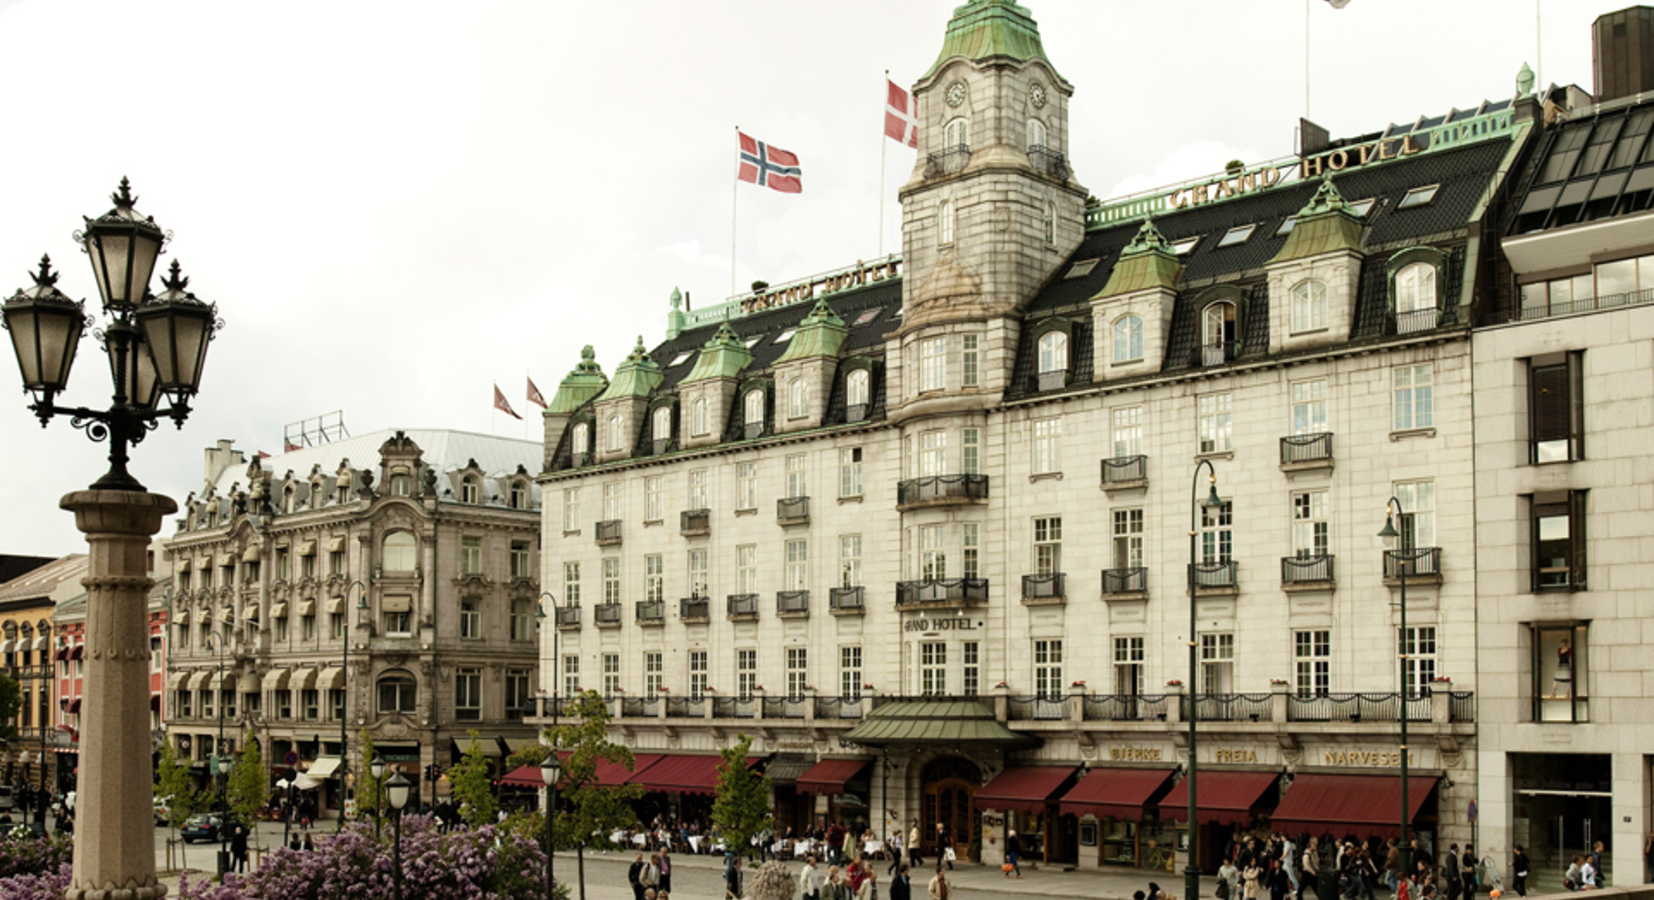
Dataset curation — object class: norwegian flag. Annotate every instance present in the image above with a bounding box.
[738,132,803,193]
[494,383,521,420]
[885,79,918,148]
[527,376,547,409]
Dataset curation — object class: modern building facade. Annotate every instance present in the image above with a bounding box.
[161,429,543,816]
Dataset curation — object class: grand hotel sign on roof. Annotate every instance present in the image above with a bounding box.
[1166,134,1425,211]
[739,258,903,314]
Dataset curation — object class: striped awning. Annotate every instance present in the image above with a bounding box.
[292,668,320,691]
[0,641,16,655]
[298,540,317,556]
[241,546,260,562]
[270,602,288,618]
[32,636,46,652]
[317,667,345,690]
[326,536,346,553]
[260,669,292,691]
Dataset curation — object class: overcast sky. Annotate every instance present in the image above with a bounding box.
[0,0,1608,556]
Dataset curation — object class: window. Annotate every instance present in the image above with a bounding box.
[1530,352,1584,463]
[962,522,980,580]
[1347,198,1376,217]
[563,561,581,605]
[602,558,620,604]
[920,430,947,477]
[1114,638,1145,695]
[562,655,581,698]
[382,532,416,572]
[383,598,411,635]
[840,646,862,699]
[1294,630,1331,697]
[1044,201,1056,244]
[1200,633,1235,693]
[1395,262,1437,313]
[510,481,528,509]
[1276,216,1298,236]
[273,618,287,642]
[920,338,947,392]
[329,548,345,576]
[1290,280,1328,333]
[460,536,482,575]
[509,598,531,641]
[920,525,946,579]
[1200,501,1233,564]
[506,669,530,719]
[691,397,708,436]
[644,476,662,521]
[944,117,968,150]
[1034,639,1064,699]
[1399,626,1437,694]
[1397,184,1440,209]
[602,653,621,698]
[1027,118,1046,152]
[1292,491,1329,557]
[644,652,663,698]
[510,540,531,579]
[276,548,291,582]
[562,489,580,532]
[736,544,757,593]
[645,554,664,602]
[939,199,956,245]
[839,448,863,498]
[689,549,709,597]
[1113,509,1144,568]
[457,598,480,640]
[1217,224,1256,247]
[853,307,883,326]
[1037,331,1069,374]
[688,470,708,509]
[921,642,947,695]
[605,414,624,452]
[786,647,808,700]
[1171,236,1200,254]
[302,689,319,721]
[786,454,807,499]
[1532,623,1589,722]
[1201,301,1237,355]
[1113,315,1143,363]
[329,611,344,639]
[1394,480,1437,550]
[571,423,589,456]
[788,378,808,419]
[689,651,708,698]
[962,334,979,386]
[1533,491,1587,591]
[737,463,758,510]
[785,540,808,591]
[460,477,480,504]
[1393,364,1434,431]
[653,406,672,442]
[1032,416,1062,473]
[602,482,622,520]
[839,535,862,588]
[454,668,481,720]
[737,649,757,700]
[300,553,315,580]
[1034,517,1062,575]
[1112,407,1142,457]
[328,689,343,721]
[743,389,765,429]
[774,329,796,345]
[962,428,980,475]
[962,641,980,696]
[1291,379,1328,435]
[302,613,316,641]
[1198,393,1232,453]
[1067,258,1101,279]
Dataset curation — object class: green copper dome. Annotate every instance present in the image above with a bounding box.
[1270,180,1364,265]
[774,298,849,364]
[1093,220,1182,299]
[547,345,608,414]
[595,335,664,402]
[927,0,1054,78]
[681,321,753,384]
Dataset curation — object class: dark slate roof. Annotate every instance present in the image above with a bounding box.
[1507,96,1654,235]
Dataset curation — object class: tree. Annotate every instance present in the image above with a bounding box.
[502,741,549,775]
[225,731,270,846]
[355,730,382,833]
[448,730,496,827]
[548,690,643,900]
[712,733,772,862]
[0,673,20,741]
[156,741,205,872]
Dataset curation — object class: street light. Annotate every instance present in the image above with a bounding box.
[334,580,369,833]
[1185,460,1224,900]
[537,592,560,732]
[201,632,229,872]
[541,752,563,900]
[386,770,412,900]
[1379,499,1413,883]
[370,753,386,838]
[216,755,233,876]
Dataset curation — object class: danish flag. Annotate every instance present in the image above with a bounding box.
[737,133,803,194]
[885,79,918,148]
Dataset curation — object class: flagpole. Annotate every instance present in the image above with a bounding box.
[732,124,740,300]
[1305,0,1311,121]
[880,70,889,257]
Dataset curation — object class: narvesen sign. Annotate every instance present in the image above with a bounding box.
[1167,135,1424,211]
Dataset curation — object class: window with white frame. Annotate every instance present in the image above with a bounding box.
[562,489,580,532]
[1393,364,1434,430]
[602,653,621,698]
[644,651,663,698]
[744,388,765,428]
[737,462,758,510]
[1294,630,1331,697]
[1396,262,1437,312]
[1114,637,1145,695]
[839,447,863,498]
[1113,509,1144,568]
[921,641,947,695]
[1200,501,1233,564]
[688,469,708,509]
[920,525,946,579]
[509,597,531,641]
[786,647,808,699]
[1034,517,1062,575]
[840,646,862,699]
[785,454,807,499]
[644,476,662,521]
[839,535,862,588]
[455,668,482,720]
[1292,490,1329,557]
[1027,117,1047,152]
[788,378,808,419]
[602,482,622,520]
[1112,407,1143,457]
[602,558,620,604]
[689,650,708,698]
[940,199,956,245]
[460,598,480,639]
[606,414,625,452]
[572,423,589,456]
[1200,633,1235,693]
[563,654,580,698]
[1198,393,1233,453]
[737,649,757,700]
[645,554,664,602]
[920,338,947,392]
[510,540,531,579]
[846,368,870,408]
[963,522,980,579]
[963,641,980,696]
[962,427,980,475]
[920,430,947,477]
[1114,315,1144,363]
[460,536,482,575]
[736,544,757,593]
[691,397,708,436]
[1290,279,1329,333]
[1038,331,1069,374]
[962,334,979,387]
[1292,379,1328,434]
[944,116,968,150]
[785,539,808,591]
[653,406,672,442]
[1032,416,1062,473]
[1400,626,1437,694]
[563,561,581,605]
[505,669,530,719]
[1394,480,1436,550]
[383,532,416,572]
[1044,201,1056,244]
[689,549,708,597]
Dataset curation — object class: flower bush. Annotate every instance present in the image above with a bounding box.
[0,862,70,900]
[0,835,70,881]
[175,817,567,900]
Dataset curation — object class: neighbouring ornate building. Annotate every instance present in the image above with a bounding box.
[0,554,83,794]
[161,429,543,816]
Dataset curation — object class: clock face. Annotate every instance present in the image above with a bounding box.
[1030,82,1047,109]
[946,81,966,108]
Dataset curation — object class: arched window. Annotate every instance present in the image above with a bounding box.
[1027,118,1047,152]
[1037,331,1069,374]
[744,389,765,426]
[1113,315,1144,363]
[1396,263,1437,312]
[571,423,589,456]
[1201,301,1238,365]
[1044,201,1056,243]
[846,369,870,408]
[382,532,416,572]
[691,397,708,436]
[944,117,969,151]
[508,482,527,510]
[389,474,411,496]
[460,477,479,504]
[652,406,672,441]
[788,377,808,419]
[1291,280,1328,333]
[376,670,417,715]
[939,199,956,245]
[606,414,624,452]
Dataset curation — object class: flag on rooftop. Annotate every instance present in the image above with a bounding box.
[885,79,918,148]
[738,132,803,193]
[494,384,521,420]
[527,376,547,410]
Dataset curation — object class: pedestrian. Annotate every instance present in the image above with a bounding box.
[823,866,846,900]
[927,864,949,900]
[1564,856,1583,891]
[287,833,301,851]
[1383,840,1400,896]
[1284,834,1301,898]
[659,848,673,894]
[230,825,249,873]
[1511,846,1529,898]
[642,852,661,896]
[936,822,953,870]
[857,868,879,900]
[1444,845,1462,900]
[1245,860,1264,900]
[891,865,912,900]
[1461,845,1478,898]
[888,829,903,877]
[1272,861,1293,900]
[1581,855,1599,891]
[1219,858,1240,900]
[1591,841,1605,887]
[908,821,923,869]
[1005,830,1022,879]
[1301,838,1320,900]
[801,855,823,900]
[629,853,646,900]
[725,856,743,899]
[301,832,314,852]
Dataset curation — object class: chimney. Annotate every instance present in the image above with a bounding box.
[1594,6,1654,104]
[203,439,244,490]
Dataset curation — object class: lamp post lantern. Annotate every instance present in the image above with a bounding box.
[334,581,369,832]
[370,753,386,838]
[1185,460,1224,900]
[216,755,233,875]
[1379,499,1413,882]
[541,752,562,900]
[202,631,229,873]
[387,770,412,900]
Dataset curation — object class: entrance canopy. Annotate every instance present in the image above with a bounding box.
[1269,774,1438,838]
[305,756,342,779]
[1058,768,1175,820]
[628,754,759,796]
[797,758,872,796]
[452,736,504,757]
[1157,771,1280,826]
[501,765,544,788]
[841,700,1038,748]
[974,765,1078,814]
[548,751,664,788]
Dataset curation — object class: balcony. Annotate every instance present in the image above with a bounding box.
[1008,695,1067,720]
[895,578,988,610]
[1100,456,1148,492]
[1193,693,1273,722]
[776,590,810,618]
[679,509,710,537]
[897,474,988,511]
[554,606,581,630]
[679,596,710,623]
[1286,692,1432,723]
[1393,306,1439,335]
[594,603,622,627]
[814,695,867,719]
[1189,561,1239,595]
[1281,555,1336,590]
[1084,694,1170,722]
[829,586,866,616]
[761,696,808,719]
[594,520,622,547]
[1028,145,1070,181]
[1485,285,1654,325]
[636,600,665,625]
[1191,341,1239,368]
[664,696,707,718]
[1100,567,1149,599]
[924,145,970,179]
[1280,433,1334,472]
[777,496,810,526]
[1020,573,1066,606]
[1384,548,1443,586]
[711,696,757,719]
[727,594,760,621]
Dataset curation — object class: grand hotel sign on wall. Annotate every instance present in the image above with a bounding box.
[1166,134,1424,210]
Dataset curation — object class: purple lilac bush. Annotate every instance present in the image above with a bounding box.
[0,863,70,900]
[0,835,71,881]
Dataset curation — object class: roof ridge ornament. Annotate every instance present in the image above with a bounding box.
[1516,62,1536,98]
[1298,178,1349,217]
[1122,219,1170,255]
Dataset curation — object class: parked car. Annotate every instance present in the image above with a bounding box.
[153,796,172,826]
[180,814,229,843]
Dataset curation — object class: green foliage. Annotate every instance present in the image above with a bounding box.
[226,732,270,840]
[503,741,549,774]
[0,674,20,741]
[449,730,497,827]
[711,733,772,861]
[355,730,381,823]
[548,690,641,851]
[156,741,204,830]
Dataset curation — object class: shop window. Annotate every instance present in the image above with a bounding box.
[1530,352,1584,463]
[1532,624,1590,723]
[1532,491,1588,592]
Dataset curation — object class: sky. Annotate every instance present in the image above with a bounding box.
[0,0,1610,556]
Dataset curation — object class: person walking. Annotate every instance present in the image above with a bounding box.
[1460,846,1478,898]
[1219,858,1240,900]
[908,822,923,869]
[1301,838,1320,900]
[629,853,646,900]
[856,868,879,900]
[1005,831,1022,879]
[1244,859,1264,900]
[891,865,912,900]
[927,864,950,900]
[641,853,661,897]
[1284,835,1301,899]
[1511,846,1529,898]
[1383,840,1401,896]
[936,823,953,870]
[801,855,822,900]
[659,849,673,894]
[1444,845,1462,900]
[230,825,249,873]
[823,866,847,900]
[888,829,903,877]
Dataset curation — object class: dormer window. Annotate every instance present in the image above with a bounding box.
[653,406,672,441]
[1395,262,1438,334]
[509,482,528,510]
[669,351,694,367]
[1113,315,1143,364]
[1037,331,1069,374]
[571,423,589,456]
[460,477,480,504]
[940,199,956,245]
[389,474,411,497]
[1217,224,1256,248]
[944,117,969,152]
[691,397,708,436]
[788,377,808,419]
[846,369,870,408]
[744,389,765,430]
[1398,185,1440,210]
[1171,237,1200,255]
[1348,198,1376,217]
[606,413,625,452]
[1027,118,1047,153]
[1290,280,1328,334]
[1201,301,1238,366]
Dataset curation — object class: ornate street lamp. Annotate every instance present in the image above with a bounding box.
[387,770,413,900]
[217,755,234,875]
[1184,461,1224,900]
[541,752,563,900]
[334,581,369,833]
[370,753,386,838]
[1379,500,1413,883]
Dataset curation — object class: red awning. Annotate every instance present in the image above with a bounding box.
[974,766,1078,814]
[67,699,80,714]
[150,694,162,711]
[796,758,872,796]
[1058,768,1176,820]
[1158,771,1280,826]
[1269,774,1438,838]
[501,765,544,788]
[54,647,68,661]
[69,645,84,660]
[628,754,758,796]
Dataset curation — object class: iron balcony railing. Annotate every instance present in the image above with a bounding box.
[680,509,710,536]
[1007,695,1067,720]
[762,697,807,719]
[1085,694,1170,722]
[595,520,622,546]
[1450,690,1475,723]
[897,474,988,507]
[1028,145,1070,180]
[1485,286,1654,325]
[711,696,757,719]
[554,606,581,628]
[1021,573,1065,600]
[777,496,810,524]
[679,596,710,620]
[1393,306,1439,335]
[1101,567,1149,595]
[1101,455,1148,485]
[1285,692,1433,722]
[1280,433,1334,465]
[727,594,760,618]
[777,590,810,615]
[1384,548,1442,578]
[1281,555,1335,584]
[896,578,989,607]
[1190,561,1239,589]
[593,603,622,625]
[813,695,866,719]
[1191,692,1273,722]
[664,696,706,718]
[829,586,865,612]
[925,145,971,178]
[636,600,665,624]
[1193,341,1240,368]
